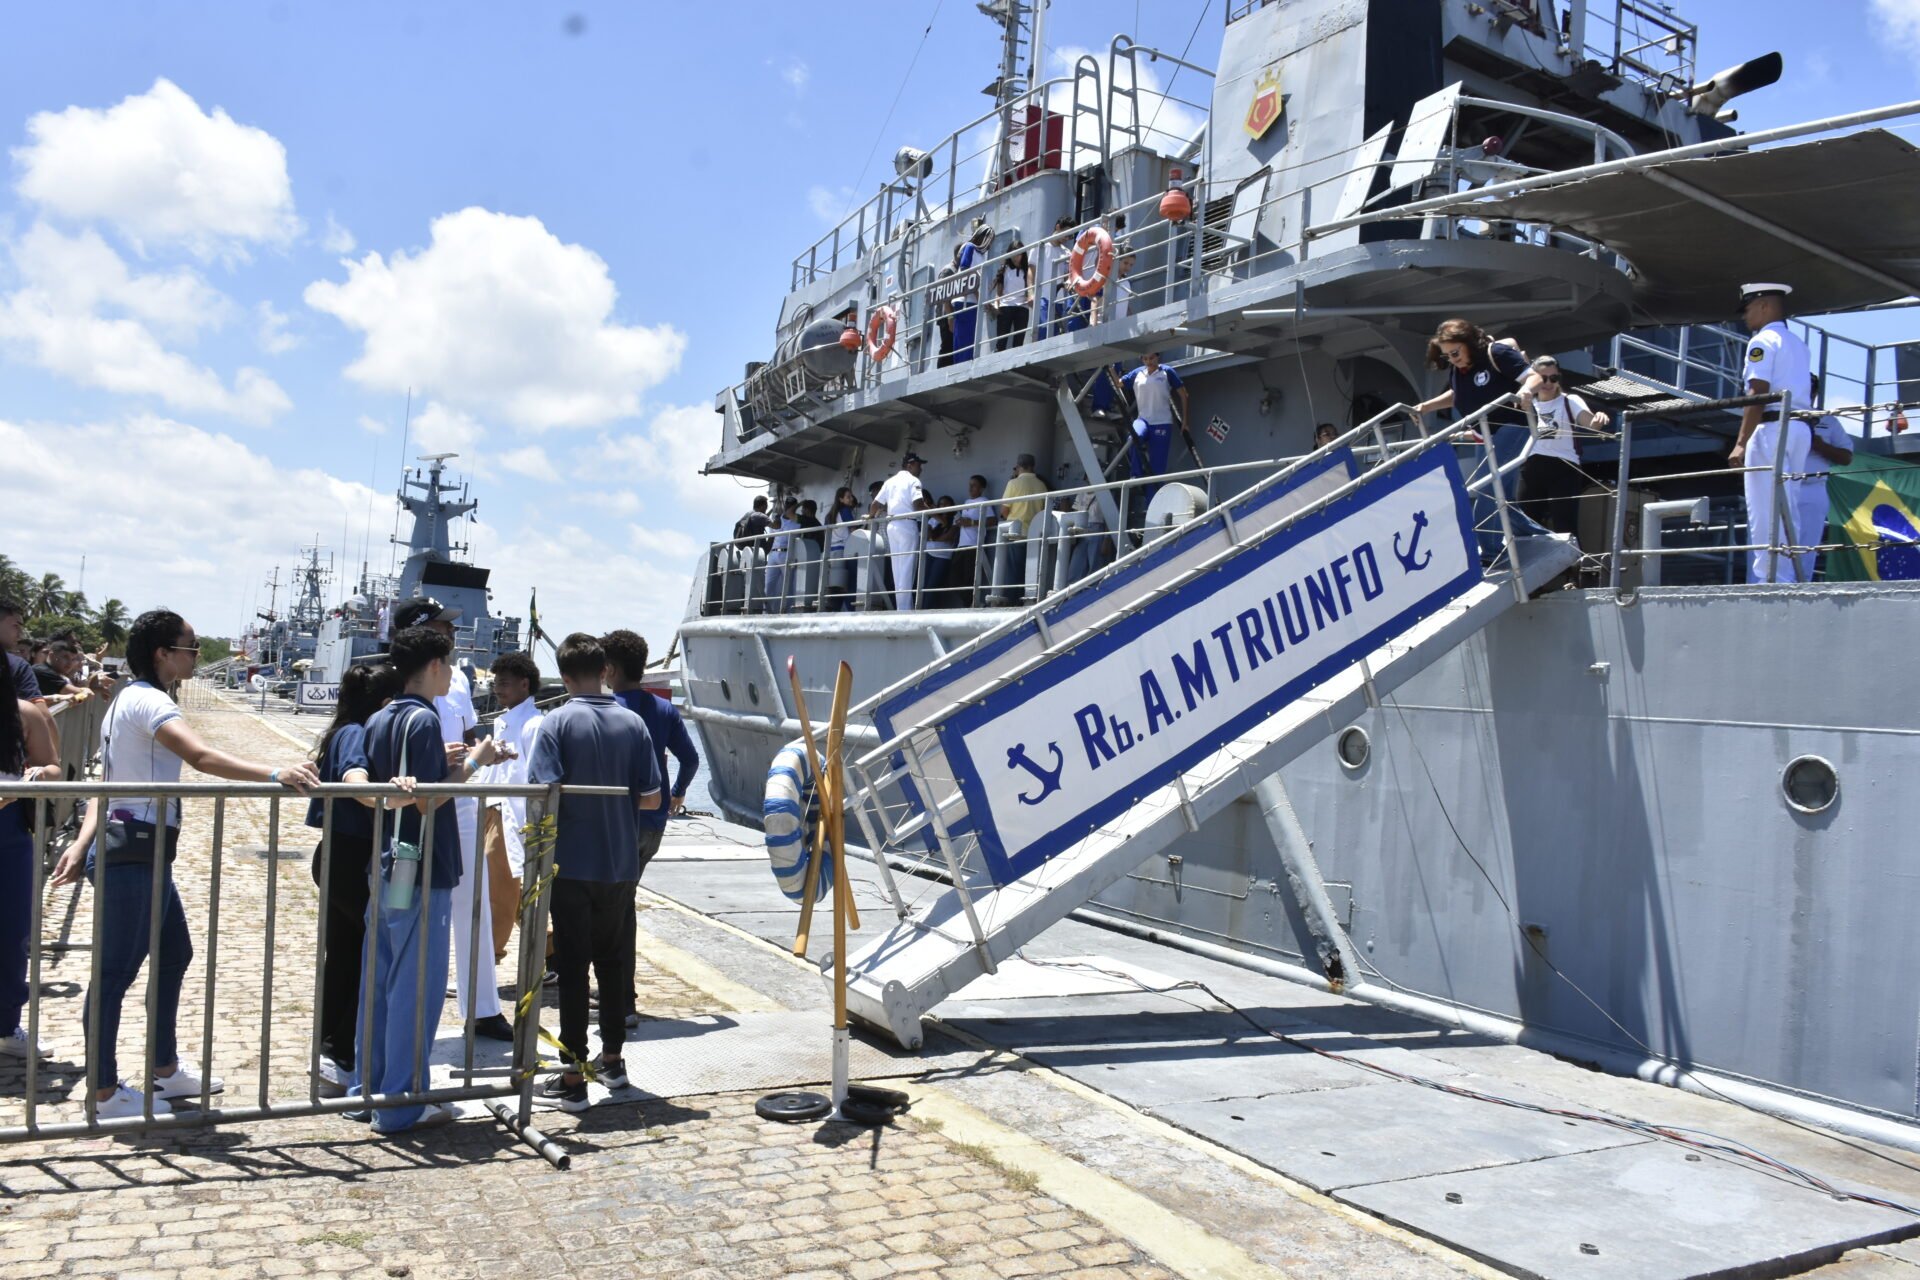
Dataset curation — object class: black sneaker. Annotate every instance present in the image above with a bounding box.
[597,1058,629,1090]
[471,1014,514,1042]
[540,1073,589,1112]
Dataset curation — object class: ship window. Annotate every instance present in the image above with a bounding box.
[748,682,760,706]
[1781,755,1838,815]
[1336,726,1370,771]
[719,678,732,702]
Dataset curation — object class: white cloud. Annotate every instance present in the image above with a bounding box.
[780,58,810,93]
[304,207,685,429]
[255,301,298,354]
[1874,0,1920,52]
[357,413,388,435]
[584,402,763,519]
[0,414,376,634]
[628,525,703,560]
[465,517,696,655]
[409,400,488,458]
[807,184,854,224]
[0,224,289,423]
[321,213,356,255]
[12,78,299,260]
[498,445,558,483]
[578,489,642,516]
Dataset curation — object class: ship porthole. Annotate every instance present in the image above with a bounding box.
[719,678,732,702]
[748,682,761,706]
[1781,755,1838,814]
[1336,726,1370,771]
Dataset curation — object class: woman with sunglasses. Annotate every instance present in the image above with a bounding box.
[53,609,319,1119]
[1413,318,1530,434]
[1514,355,1610,542]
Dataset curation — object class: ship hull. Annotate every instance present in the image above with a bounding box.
[680,582,1920,1127]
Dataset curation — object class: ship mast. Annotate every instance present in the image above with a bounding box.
[982,0,1046,190]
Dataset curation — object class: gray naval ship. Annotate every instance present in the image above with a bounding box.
[675,0,1920,1210]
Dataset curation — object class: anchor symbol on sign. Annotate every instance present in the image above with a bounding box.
[1006,741,1066,806]
[1394,510,1433,572]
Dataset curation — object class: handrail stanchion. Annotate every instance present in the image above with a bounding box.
[25,809,48,1131]
[202,798,224,1111]
[411,804,437,1097]
[259,795,280,1109]
[358,799,382,1113]
[309,798,333,1105]
[1609,409,1637,592]
[1768,391,1797,584]
[143,792,166,1122]
[1478,424,1528,602]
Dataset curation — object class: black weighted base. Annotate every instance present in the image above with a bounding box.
[756,1090,833,1123]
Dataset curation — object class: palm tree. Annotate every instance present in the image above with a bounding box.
[93,599,129,650]
[62,590,89,619]
[31,573,64,618]
[0,555,28,608]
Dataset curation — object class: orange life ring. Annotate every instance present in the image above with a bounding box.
[1069,226,1115,298]
[866,305,899,362]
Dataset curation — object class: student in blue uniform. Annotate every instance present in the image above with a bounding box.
[355,625,502,1134]
[0,664,58,1061]
[305,661,404,1094]
[527,633,660,1112]
[1120,352,1193,518]
[951,222,993,363]
[601,630,699,1029]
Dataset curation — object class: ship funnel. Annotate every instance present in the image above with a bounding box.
[894,146,933,182]
[1685,51,1782,116]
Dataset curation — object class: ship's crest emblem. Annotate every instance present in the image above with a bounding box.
[1245,67,1282,140]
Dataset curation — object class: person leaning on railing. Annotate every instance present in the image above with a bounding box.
[1412,318,1530,435]
[305,661,407,1097]
[0,674,59,1060]
[1513,355,1610,545]
[51,609,320,1120]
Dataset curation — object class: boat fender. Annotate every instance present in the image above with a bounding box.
[1069,226,1115,298]
[764,743,833,903]
[866,305,899,362]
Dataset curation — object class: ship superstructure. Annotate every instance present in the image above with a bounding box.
[675,0,1920,1147]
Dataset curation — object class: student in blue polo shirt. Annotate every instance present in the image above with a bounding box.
[1121,351,1194,517]
[356,626,502,1134]
[600,629,699,1029]
[527,633,660,1112]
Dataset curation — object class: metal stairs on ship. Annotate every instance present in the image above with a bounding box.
[818,404,1580,1049]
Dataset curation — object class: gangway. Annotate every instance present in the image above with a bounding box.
[807,399,1580,1049]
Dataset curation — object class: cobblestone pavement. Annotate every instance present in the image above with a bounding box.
[0,693,1184,1280]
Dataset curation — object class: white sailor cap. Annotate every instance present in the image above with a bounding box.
[1738,282,1792,307]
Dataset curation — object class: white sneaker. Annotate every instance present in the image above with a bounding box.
[315,1056,349,1097]
[0,1027,52,1059]
[96,1084,170,1119]
[151,1063,224,1100]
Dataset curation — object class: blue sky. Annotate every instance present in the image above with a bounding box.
[0,0,1914,652]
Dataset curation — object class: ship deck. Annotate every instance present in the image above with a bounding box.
[638,819,1920,1280]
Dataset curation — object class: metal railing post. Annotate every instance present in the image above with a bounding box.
[1608,410,1636,592]
[1768,392,1797,583]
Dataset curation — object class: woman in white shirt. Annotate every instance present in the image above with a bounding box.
[53,609,319,1119]
[993,243,1033,351]
[1514,355,1610,543]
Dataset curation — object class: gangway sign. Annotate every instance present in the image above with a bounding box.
[877,445,1479,884]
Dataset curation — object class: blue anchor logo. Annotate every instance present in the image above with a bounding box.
[1006,741,1066,806]
[1394,510,1433,572]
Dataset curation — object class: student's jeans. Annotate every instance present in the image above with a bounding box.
[0,814,33,1036]
[85,859,193,1090]
[352,885,452,1133]
[550,878,636,1070]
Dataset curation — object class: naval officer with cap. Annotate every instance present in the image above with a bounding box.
[1728,283,1813,583]
[876,452,931,610]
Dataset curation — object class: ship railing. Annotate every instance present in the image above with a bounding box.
[791,62,1109,289]
[30,692,110,846]
[1576,0,1698,94]
[1106,36,1214,162]
[1607,389,1920,588]
[0,773,628,1168]
[699,390,1545,619]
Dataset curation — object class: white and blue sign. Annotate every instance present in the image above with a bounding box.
[884,445,1478,884]
[296,681,340,712]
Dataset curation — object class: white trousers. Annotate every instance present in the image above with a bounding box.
[448,797,501,1018]
[887,523,920,610]
[1794,479,1830,582]
[1743,418,1811,583]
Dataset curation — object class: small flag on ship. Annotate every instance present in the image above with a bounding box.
[1207,414,1232,444]
[528,588,545,643]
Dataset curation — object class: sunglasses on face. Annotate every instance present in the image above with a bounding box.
[1538,375,1561,384]
[167,639,202,653]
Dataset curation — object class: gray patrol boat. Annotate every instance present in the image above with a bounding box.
[677,0,1920,1167]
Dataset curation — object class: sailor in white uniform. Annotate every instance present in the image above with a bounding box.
[876,452,930,610]
[1728,283,1813,583]
[1796,411,1854,581]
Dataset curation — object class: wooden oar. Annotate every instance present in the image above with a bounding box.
[824,660,855,1115]
[822,661,858,937]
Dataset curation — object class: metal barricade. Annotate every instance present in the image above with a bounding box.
[0,778,624,1168]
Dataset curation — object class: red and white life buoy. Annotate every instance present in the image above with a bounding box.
[866,305,899,362]
[1069,226,1115,298]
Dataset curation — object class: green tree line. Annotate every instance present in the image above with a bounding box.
[0,553,132,655]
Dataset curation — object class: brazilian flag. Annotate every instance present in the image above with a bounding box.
[1824,452,1920,581]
